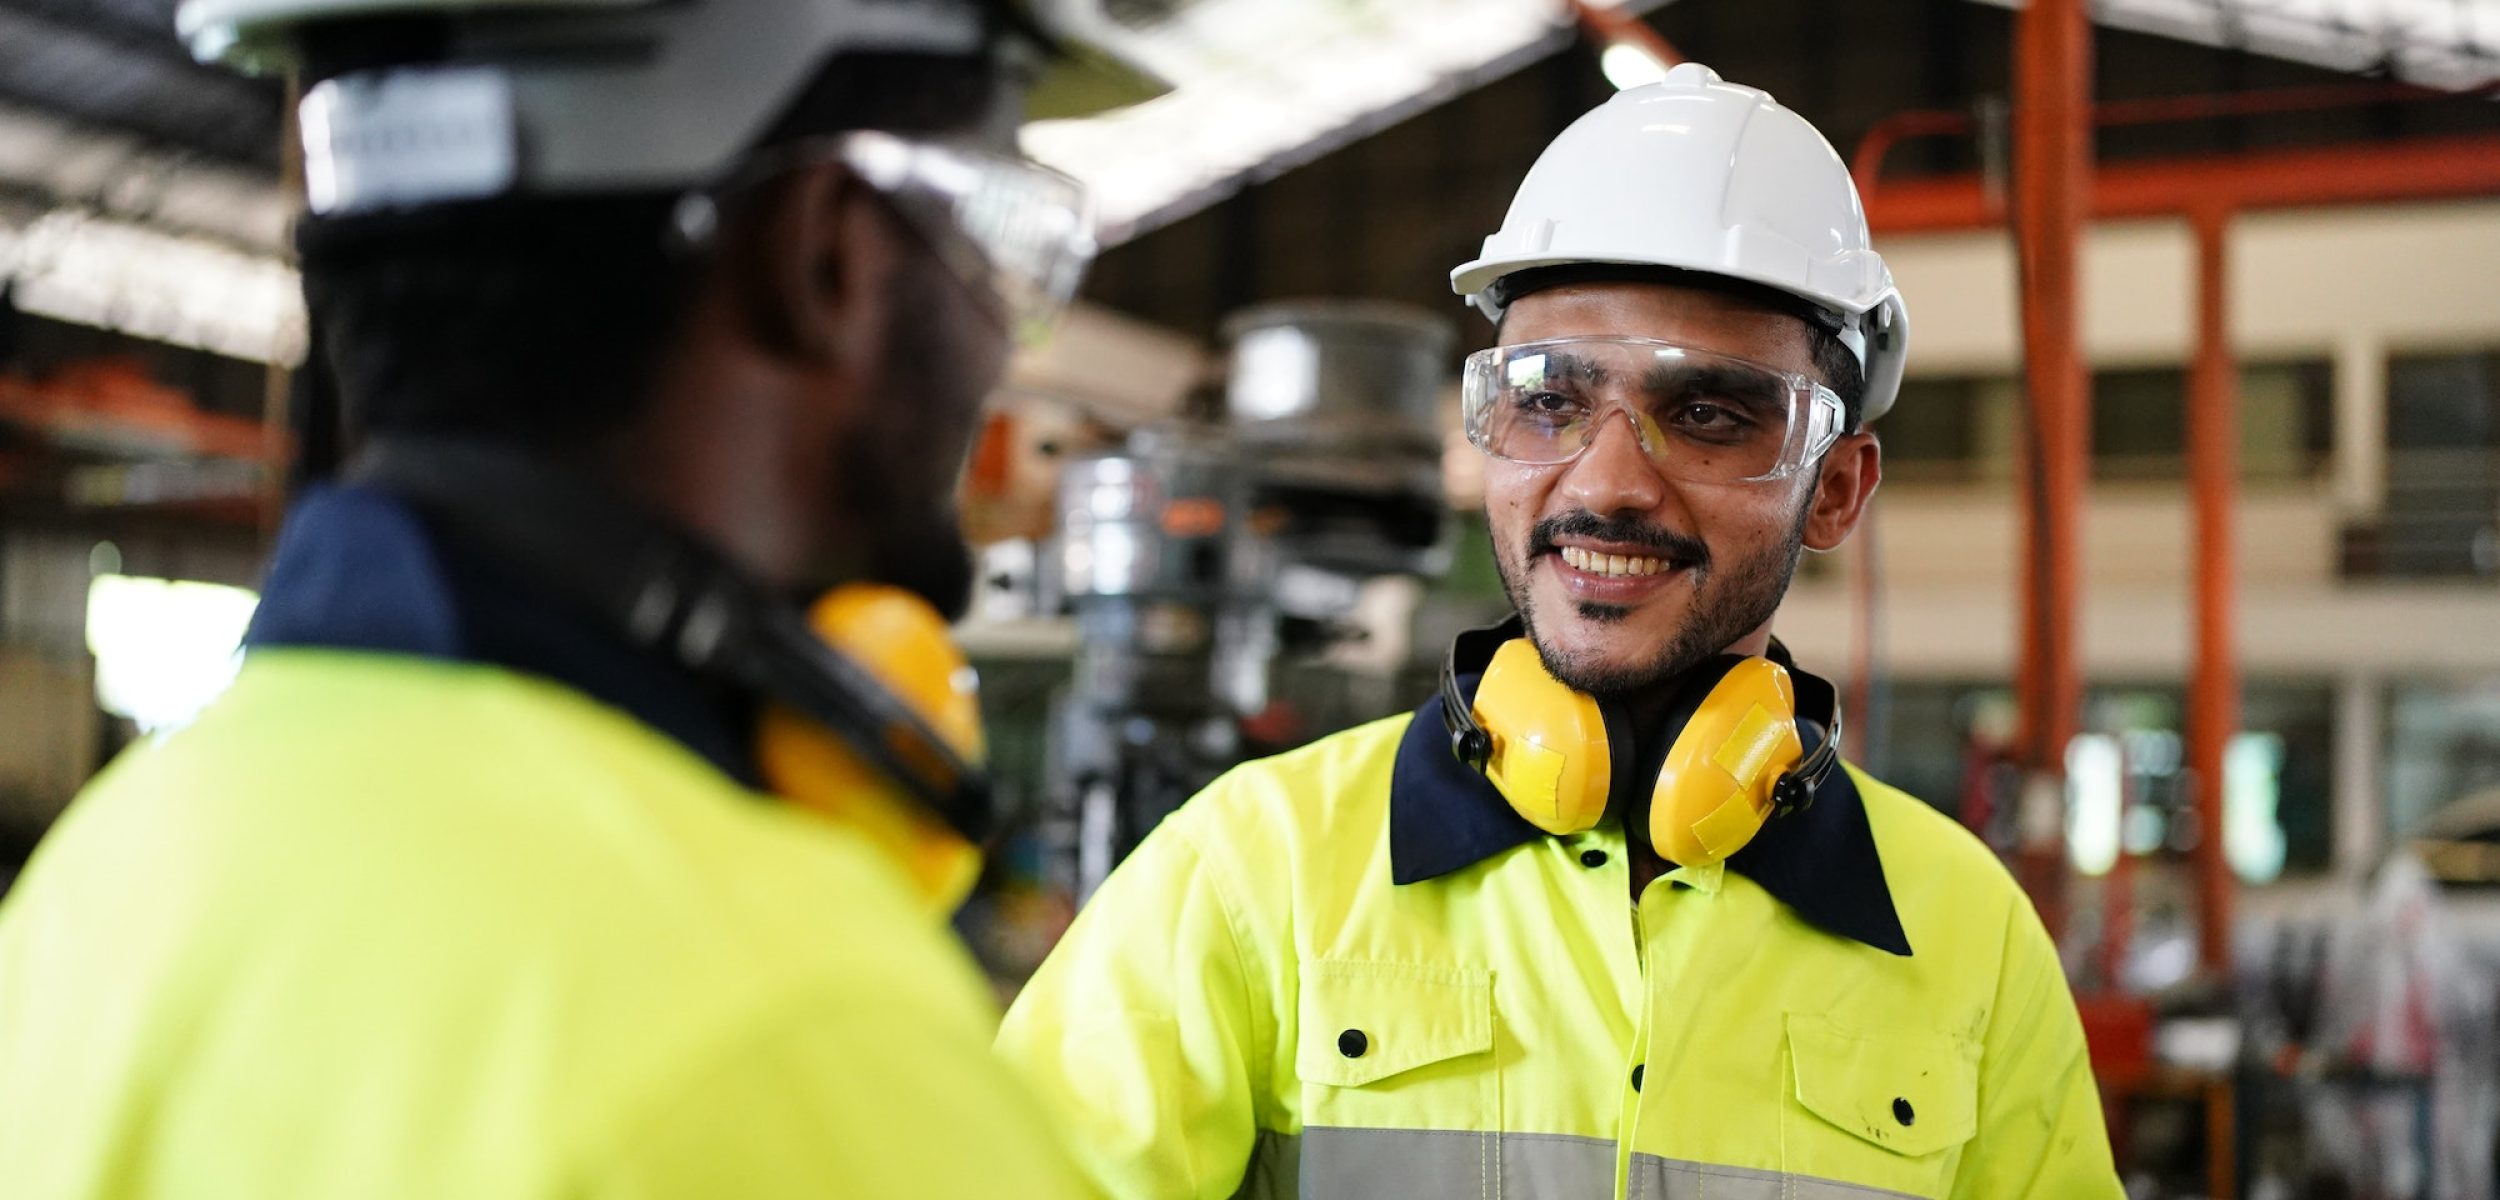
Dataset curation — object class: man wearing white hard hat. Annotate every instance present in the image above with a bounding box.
[1000,64,2120,1199]
[0,1,1160,1196]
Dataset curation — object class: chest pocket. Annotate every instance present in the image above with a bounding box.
[1295,959,1495,1131]
[1781,1013,1979,1199]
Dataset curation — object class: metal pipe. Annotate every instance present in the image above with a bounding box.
[259,73,302,543]
[1853,79,2500,191]
[2009,0,2092,940]
[2187,206,2239,974]
[1865,131,2500,233]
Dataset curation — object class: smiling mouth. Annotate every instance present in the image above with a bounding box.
[1557,546,1675,577]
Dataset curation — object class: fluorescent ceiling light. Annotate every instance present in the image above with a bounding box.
[1028,0,1675,245]
[1601,42,1673,90]
[0,208,306,366]
[85,572,259,733]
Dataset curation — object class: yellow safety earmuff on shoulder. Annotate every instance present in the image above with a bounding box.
[1469,639,1612,834]
[350,438,999,912]
[1442,622,1843,868]
[756,585,988,911]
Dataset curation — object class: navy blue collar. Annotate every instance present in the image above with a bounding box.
[244,484,760,786]
[1390,673,1913,957]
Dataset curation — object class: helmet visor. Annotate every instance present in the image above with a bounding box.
[1461,337,1844,484]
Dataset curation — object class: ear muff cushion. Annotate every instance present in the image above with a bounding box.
[1472,639,1611,835]
[1648,657,1804,868]
[756,584,986,909]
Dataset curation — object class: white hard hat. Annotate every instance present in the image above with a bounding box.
[177,0,1163,216]
[1451,62,1908,423]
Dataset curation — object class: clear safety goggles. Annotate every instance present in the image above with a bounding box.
[681,130,1097,345]
[1461,336,1847,484]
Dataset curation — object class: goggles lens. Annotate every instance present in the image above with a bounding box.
[837,132,1096,346]
[695,132,1097,346]
[1461,337,1844,483]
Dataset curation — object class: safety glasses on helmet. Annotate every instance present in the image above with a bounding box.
[679,130,1096,345]
[1461,336,1846,484]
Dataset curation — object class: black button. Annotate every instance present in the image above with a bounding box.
[1893,1097,1915,1126]
[1579,849,1609,868]
[1338,1029,1368,1059]
[1630,1065,1644,1091]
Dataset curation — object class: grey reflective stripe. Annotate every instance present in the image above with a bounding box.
[1274,1127,1927,1200]
[1502,1133,1621,1197]
[1294,1127,1615,1198]
[1627,1153,1924,1200]
[1300,1127,1492,1197]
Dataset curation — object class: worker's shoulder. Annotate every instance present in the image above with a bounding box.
[9,649,1000,1180]
[1849,765,2036,951]
[65,645,984,1025]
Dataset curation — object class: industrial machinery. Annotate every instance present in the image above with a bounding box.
[1045,302,1452,898]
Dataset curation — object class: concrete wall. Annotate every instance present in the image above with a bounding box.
[1763,200,2500,879]
[1774,198,2500,683]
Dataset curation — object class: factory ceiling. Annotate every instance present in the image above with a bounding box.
[0,0,2494,367]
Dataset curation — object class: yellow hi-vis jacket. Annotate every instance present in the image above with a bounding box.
[999,691,2122,1199]
[0,483,1087,1199]
[0,652,1087,1199]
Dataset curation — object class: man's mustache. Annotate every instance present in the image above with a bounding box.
[1527,511,1710,569]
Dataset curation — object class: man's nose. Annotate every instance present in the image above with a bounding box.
[1558,408,1667,517]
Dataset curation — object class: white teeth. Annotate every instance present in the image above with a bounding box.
[1560,546,1668,577]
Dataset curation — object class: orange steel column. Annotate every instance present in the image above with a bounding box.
[2187,207,2239,974]
[2011,0,2092,937]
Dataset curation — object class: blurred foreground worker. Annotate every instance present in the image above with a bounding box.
[0,2,1155,1196]
[1000,64,2120,1199]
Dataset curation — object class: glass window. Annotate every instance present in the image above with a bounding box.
[1876,377,1985,483]
[2092,362,2332,482]
[2378,352,2500,578]
[1878,363,2330,484]
[1866,678,2333,879]
[2386,675,2500,842]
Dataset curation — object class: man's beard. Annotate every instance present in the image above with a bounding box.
[1497,497,1813,700]
[813,266,984,621]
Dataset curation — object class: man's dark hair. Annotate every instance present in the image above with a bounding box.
[1805,325,1865,433]
[296,50,1003,458]
[1487,264,1868,433]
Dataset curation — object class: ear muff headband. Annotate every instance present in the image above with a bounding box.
[349,436,996,844]
[1442,622,1844,867]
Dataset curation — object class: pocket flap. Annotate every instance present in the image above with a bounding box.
[1786,1013,1979,1158]
[1296,960,1493,1088]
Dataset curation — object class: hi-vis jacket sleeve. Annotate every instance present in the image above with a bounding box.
[997,811,1282,1200]
[1951,894,2124,1197]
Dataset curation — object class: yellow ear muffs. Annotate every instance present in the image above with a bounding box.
[1471,639,1612,835]
[1647,657,1805,868]
[755,584,987,911]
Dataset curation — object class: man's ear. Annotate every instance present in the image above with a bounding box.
[719,161,900,372]
[1802,430,1882,552]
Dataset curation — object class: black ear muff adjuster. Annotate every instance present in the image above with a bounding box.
[1452,726,1492,772]
[1770,771,1817,818]
[1441,617,1524,773]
